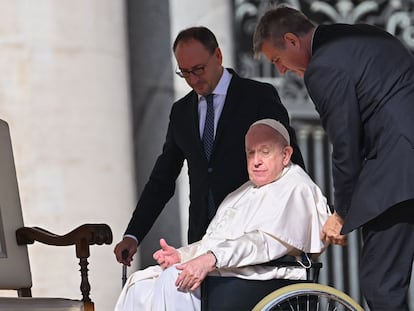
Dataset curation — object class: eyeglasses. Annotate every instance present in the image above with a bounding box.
[175,65,206,78]
[175,54,214,78]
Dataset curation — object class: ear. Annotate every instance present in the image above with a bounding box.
[282,146,293,166]
[283,32,300,48]
[214,47,223,64]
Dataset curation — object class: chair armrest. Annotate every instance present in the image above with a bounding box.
[15,223,113,258]
[15,223,113,307]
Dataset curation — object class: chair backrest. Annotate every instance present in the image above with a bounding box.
[0,120,32,291]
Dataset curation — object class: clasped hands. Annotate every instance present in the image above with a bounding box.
[153,238,216,292]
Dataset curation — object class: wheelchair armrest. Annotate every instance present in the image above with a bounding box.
[260,259,322,283]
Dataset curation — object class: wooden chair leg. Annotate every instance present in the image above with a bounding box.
[84,301,94,311]
[79,257,92,303]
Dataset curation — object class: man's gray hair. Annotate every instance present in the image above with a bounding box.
[253,5,314,57]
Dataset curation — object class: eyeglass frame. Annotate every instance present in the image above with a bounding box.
[175,53,215,78]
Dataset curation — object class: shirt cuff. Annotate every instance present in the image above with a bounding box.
[124,234,139,245]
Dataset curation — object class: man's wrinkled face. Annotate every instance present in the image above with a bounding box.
[245,124,291,187]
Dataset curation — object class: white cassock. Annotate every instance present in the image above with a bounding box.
[114,164,331,311]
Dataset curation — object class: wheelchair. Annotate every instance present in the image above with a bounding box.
[252,282,364,311]
[201,255,364,311]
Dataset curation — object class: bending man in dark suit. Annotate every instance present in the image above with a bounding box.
[253,5,414,311]
[114,27,304,268]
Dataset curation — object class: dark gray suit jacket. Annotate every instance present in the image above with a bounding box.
[126,69,304,243]
[305,24,414,233]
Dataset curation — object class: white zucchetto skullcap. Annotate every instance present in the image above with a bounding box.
[250,119,290,145]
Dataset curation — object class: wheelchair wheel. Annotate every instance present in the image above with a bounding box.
[252,283,364,311]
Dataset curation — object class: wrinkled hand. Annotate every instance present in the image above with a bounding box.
[114,237,138,266]
[153,238,181,269]
[175,252,216,292]
[322,212,347,246]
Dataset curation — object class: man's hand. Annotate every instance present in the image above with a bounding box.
[114,237,138,266]
[175,252,216,292]
[322,211,347,246]
[153,238,181,269]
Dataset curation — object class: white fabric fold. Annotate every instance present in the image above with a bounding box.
[115,164,331,311]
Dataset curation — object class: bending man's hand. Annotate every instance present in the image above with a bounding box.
[322,211,347,246]
[175,252,216,292]
[153,238,180,269]
[114,237,138,266]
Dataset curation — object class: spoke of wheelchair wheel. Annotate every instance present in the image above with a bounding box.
[274,289,360,311]
[284,300,294,311]
[268,292,358,311]
[326,298,332,311]
[327,298,338,311]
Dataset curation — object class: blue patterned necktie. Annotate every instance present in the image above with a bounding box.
[203,94,216,219]
[203,94,215,161]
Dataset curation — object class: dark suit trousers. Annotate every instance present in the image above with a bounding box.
[360,199,414,311]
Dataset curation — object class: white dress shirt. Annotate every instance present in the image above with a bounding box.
[198,68,232,138]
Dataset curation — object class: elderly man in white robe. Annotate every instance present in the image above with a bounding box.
[114,119,331,311]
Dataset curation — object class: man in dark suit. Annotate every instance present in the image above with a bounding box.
[254,6,414,311]
[114,27,304,268]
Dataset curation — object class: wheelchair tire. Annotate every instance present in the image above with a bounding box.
[252,282,364,311]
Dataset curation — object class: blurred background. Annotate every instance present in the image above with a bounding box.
[0,0,413,310]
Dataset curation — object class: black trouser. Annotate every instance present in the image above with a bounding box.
[360,199,414,311]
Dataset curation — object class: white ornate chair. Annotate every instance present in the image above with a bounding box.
[0,119,112,311]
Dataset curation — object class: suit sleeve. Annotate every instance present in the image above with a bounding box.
[305,65,363,218]
[125,110,185,242]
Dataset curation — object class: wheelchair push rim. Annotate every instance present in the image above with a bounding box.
[252,282,364,311]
